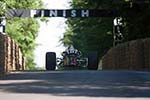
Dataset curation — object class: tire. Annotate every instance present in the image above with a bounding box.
[87,52,98,70]
[46,52,56,70]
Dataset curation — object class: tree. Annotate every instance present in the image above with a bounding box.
[61,0,114,57]
[61,0,150,58]
[121,0,150,41]
[0,1,5,16]
[0,0,44,69]
[111,0,150,41]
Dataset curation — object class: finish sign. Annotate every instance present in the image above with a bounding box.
[6,9,117,18]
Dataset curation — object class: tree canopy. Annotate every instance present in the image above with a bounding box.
[0,0,44,69]
[61,0,150,58]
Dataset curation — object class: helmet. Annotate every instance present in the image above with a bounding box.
[69,45,75,53]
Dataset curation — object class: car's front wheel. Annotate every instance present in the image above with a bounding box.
[46,52,56,70]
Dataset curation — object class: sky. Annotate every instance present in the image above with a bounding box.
[34,0,70,67]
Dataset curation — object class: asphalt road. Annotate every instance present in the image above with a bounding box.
[0,70,150,100]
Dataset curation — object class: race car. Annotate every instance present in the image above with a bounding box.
[45,45,98,70]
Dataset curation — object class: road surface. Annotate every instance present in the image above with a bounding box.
[0,70,150,100]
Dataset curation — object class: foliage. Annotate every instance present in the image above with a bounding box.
[4,0,43,9]
[61,0,150,58]
[118,0,150,41]
[61,0,114,57]
[0,1,5,16]
[0,0,44,69]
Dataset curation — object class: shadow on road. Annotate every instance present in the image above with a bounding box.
[0,70,150,97]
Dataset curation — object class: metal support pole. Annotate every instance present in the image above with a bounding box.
[0,16,6,34]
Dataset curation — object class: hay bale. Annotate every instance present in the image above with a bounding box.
[129,39,144,70]
[11,39,16,71]
[143,39,150,70]
[15,43,20,70]
[0,33,26,73]
[0,33,5,73]
[102,47,116,69]
[22,56,26,70]
[18,48,23,70]
[6,36,12,72]
[102,42,130,70]
[117,42,129,69]
[102,38,150,71]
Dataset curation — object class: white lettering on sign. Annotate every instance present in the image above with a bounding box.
[41,10,44,17]
[33,9,90,17]
[49,10,58,17]
[81,10,89,17]
[63,10,66,17]
[7,9,117,17]
[71,10,77,17]
[30,10,37,17]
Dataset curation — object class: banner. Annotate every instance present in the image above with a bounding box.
[6,9,117,18]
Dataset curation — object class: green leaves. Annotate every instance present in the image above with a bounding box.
[4,0,43,9]
[61,0,150,58]
[0,1,6,16]
[6,17,40,68]
[0,0,44,69]
[61,0,114,57]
